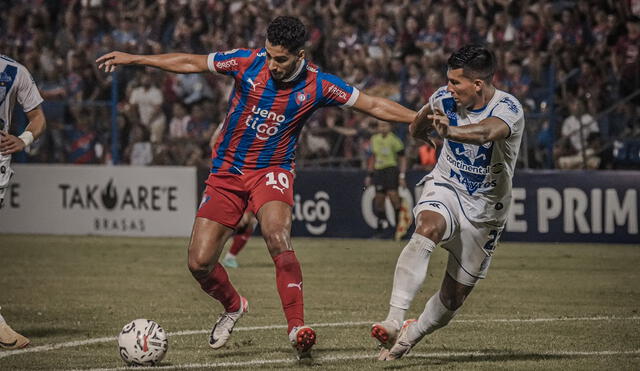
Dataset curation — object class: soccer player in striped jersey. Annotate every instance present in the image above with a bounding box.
[0,54,47,349]
[97,16,416,359]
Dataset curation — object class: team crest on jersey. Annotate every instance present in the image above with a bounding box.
[296,92,310,105]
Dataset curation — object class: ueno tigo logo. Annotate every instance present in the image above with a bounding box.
[246,105,286,140]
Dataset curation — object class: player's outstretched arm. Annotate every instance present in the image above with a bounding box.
[0,105,46,155]
[96,52,209,74]
[351,92,416,124]
[429,111,510,145]
[409,104,434,142]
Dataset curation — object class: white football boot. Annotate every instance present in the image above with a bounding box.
[371,319,400,360]
[288,325,316,360]
[384,319,418,361]
[209,296,248,349]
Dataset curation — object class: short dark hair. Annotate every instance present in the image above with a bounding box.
[447,45,496,82]
[267,16,308,53]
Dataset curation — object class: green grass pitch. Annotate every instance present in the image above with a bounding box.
[0,235,639,370]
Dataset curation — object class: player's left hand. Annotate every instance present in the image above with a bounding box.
[427,110,450,139]
[0,131,26,155]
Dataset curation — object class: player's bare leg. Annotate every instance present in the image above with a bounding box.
[257,201,315,359]
[187,217,248,349]
[385,272,473,360]
[372,211,445,358]
[222,212,257,268]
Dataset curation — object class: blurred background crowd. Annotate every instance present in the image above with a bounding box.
[3,0,639,171]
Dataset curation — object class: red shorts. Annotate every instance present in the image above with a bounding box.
[196,166,294,228]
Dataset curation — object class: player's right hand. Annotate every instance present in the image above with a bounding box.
[96,51,134,72]
[0,131,26,155]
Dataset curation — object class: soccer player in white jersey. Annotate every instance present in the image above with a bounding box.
[371,45,524,360]
[0,55,46,349]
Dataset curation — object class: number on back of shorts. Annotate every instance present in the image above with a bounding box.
[483,229,501,252]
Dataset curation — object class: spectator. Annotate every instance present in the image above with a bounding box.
[67,108,98,164]
[555,99,600,169]
[168,102,191,140]
[4,0,636,170]
[128,72,166,143]
[126,124,153,166]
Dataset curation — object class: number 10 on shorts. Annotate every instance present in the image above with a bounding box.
[265,172,290,194]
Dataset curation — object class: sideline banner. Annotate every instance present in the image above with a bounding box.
[0,164,197,237]
[290,169,639,244]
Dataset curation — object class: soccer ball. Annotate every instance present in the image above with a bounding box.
[117,319,168,366]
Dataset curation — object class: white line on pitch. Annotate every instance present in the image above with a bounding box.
[77,349,640,371]
[1,315,638,360]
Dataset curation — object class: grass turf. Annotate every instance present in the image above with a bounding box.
[0,235,638,370]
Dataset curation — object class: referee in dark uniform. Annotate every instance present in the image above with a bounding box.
[365,121,407,238]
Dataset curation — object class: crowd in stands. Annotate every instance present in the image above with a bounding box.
[3,0,639,170]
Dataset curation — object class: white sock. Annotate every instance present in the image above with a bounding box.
[408,291,457,343]
[387,234,435,323]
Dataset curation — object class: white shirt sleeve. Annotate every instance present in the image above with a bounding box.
[490,94,524,136]
[428,86,448,113]
[16,65,43,112]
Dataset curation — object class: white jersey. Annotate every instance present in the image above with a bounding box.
[426,86,524,224]
[0,55,43,190]
[0,55,43,134]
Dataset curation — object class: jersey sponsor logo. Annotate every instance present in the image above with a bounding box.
[450,169,497,193]
[446,153,491,175]
[498,96,519,113]
[246,105,286,140]
[216,59,238,70]
[327,85,347,100]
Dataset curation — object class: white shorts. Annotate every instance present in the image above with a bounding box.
[0,157,13,208]
[413,175,504,286]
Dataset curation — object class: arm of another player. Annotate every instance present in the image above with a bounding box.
[96,51,209,74]
[409,104,434,142]
[351,91,417,124]
[428,110,510,145]
[0,105,46,155]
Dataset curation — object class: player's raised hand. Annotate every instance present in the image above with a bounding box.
[96,51,135,72]
[0,131,26,155]
[428,109,450,139]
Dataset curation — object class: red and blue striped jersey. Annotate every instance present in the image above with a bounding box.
[206,48,360,173]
